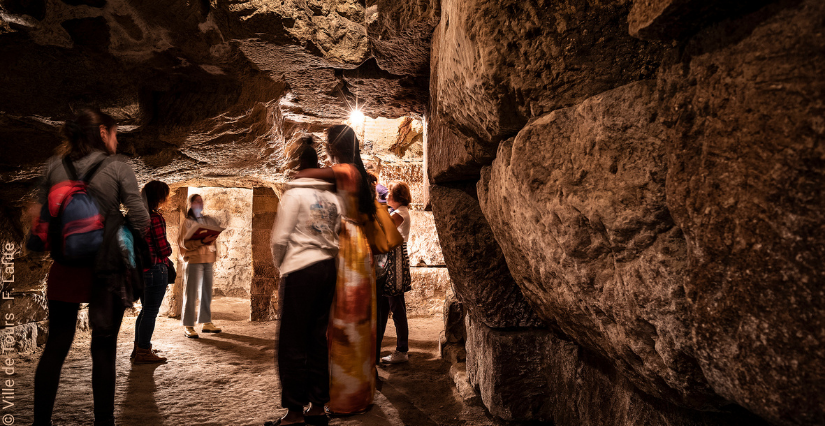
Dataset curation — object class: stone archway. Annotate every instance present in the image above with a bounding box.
[159,184,281,322]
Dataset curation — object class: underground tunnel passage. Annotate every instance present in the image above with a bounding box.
[0,0,823,425]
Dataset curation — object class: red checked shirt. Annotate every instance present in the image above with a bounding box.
[145,211,173,270]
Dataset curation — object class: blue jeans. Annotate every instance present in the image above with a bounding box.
[135,263,168,349]
[182,262,214,327]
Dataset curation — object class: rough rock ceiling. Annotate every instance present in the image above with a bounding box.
[0,0,437,200]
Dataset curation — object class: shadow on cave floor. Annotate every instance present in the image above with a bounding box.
[9,297,494,426]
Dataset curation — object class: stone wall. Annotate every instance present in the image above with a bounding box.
[0,200,51,354]
[188,187,253,298]
[353,115,424,161]
[428,0,825,424]
[250,186,279,321]
[161,186,193,319]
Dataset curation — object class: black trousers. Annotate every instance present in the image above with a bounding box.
[33,299,124,425]
[277,258,337,411]
[376,292,410,355]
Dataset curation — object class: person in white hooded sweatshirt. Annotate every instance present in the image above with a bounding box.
[269,136,342,426]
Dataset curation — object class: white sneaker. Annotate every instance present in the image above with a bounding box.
[381,351,409,364]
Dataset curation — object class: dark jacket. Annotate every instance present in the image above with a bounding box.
[90,205,150,336]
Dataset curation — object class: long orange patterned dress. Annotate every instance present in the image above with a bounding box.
[327,164,376,414]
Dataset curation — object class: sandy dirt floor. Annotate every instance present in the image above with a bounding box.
[6,297,494,426]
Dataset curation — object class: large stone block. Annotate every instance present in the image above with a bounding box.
[443,285,465,345]
[250,290,278,322]
[405,267,450,317]
[406,211,444,266]
[628,0,775,41]
[432,0,666,148]
[161,189,188,319]
[0,292,48,324]
[425,22,496,184]
[0,322,38,354]
[431,183,543,328]
[657,1,825,424]
[2,254,50,293]
[478,81,718,407]
[464,315,768,425]
[367,0,438,77]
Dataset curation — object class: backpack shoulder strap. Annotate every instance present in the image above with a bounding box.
[62,154,113,184]
[82,155,114,183]
[61,156,79,181]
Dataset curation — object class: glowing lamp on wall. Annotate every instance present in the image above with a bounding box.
[349,109,365,123]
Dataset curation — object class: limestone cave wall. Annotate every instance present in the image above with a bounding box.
[0,0,821,424]
[427,0,824,425]
[0,0,440,344]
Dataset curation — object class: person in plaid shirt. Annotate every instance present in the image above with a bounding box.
[132,180,173,364]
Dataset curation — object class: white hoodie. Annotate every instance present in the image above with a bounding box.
[270,178,342,276]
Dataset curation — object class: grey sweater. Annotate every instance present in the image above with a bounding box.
[37,150,150,236]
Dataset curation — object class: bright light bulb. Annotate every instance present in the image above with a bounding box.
[350,109,365,123]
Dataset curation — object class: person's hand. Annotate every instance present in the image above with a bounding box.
[202,235,217,245]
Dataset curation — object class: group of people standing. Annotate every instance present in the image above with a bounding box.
[269,125,414,425]
[30,109,225,425]
[28,109,415,426]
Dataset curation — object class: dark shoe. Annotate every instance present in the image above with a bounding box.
[133,345,168,364]
[264,419,305,426]
[303,406,329,426]
[131,343,162,360]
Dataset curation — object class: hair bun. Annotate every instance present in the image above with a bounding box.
[303,135,314,146]
[61,119,83,140]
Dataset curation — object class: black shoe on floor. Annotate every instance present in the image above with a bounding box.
[303,408,329,426]
[264,420,305,426]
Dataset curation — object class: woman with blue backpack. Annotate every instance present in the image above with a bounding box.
[29,108,150,426]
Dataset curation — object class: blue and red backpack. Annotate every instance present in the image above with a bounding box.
[27,156,109,266]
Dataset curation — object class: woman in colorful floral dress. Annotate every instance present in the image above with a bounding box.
[294,124,378,415]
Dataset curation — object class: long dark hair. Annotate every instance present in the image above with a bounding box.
[186,194,203,219]
[326,124,376,219]
[61,108,116,160]
[142,181,170,212]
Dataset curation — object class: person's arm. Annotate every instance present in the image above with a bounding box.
[390,211,404,227]
[151,215,173,259]
[184,237,205,250]
[270,193,300,270]
[333,197,342,235]
[117,162,151,236]
[293,167,335,182]
[179,218,204,251]
[208,216,220,259]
